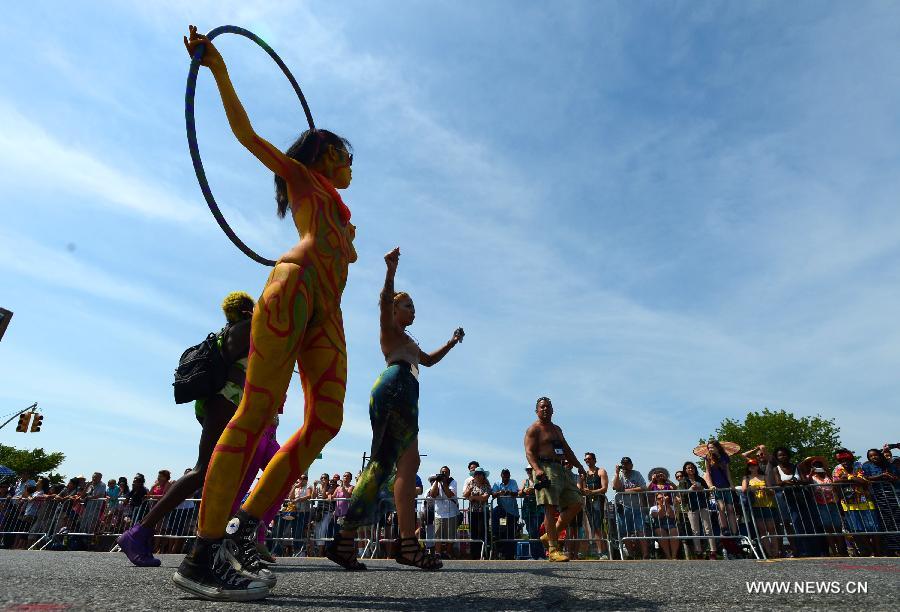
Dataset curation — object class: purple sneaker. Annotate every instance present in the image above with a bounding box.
[118,524,161,567]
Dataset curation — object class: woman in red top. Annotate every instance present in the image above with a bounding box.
[149,471,172,498]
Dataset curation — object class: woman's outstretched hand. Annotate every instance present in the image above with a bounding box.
[451,327,465,344]
[384,247,400,274]
[184,25,223,68]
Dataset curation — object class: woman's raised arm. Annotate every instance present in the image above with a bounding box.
[184,26,308,184]
[379,247,400,332]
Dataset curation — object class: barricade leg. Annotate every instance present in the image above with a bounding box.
[812,501,847,557]
[585,496,610,558]
[522,510,544,559]
[469,507,487,560]
[615,503,649,559]
[872,482,900,554]
[490,505,518,559]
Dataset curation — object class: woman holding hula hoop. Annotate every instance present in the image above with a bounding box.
[325,247,463,571]
[175,26,357,601]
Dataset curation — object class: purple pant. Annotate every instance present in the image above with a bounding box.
[231,424,281,543]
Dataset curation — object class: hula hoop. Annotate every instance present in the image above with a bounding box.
[185,25,315,267]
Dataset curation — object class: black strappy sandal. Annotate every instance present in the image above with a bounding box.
[393,537,443,571]
[325,532,367,571]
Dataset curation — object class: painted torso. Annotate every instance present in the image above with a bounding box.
[283,171,357,312]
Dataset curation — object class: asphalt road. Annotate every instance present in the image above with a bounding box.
[1,551,898,611]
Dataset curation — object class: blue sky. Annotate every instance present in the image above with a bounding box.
[2,2,899,486]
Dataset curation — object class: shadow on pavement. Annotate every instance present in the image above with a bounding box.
[256,585,659,610]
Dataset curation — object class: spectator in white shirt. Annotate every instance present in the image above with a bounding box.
[427,465,458,559]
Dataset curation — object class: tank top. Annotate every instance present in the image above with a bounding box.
[777,465,798,482]
[748,476,775,507]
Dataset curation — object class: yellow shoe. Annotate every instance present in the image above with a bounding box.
[540,533,549,548]
[547,548,570,562]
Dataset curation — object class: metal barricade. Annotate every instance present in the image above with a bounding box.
[259,497,373,559]
[0,496,64,550]
[0,496,111,552]
[264,499,316,557]
[2,494,372,558]
[612,489,761,560]
[370,496,488,560]
[487,494,614,560]
[7,482,895,561]
[747,482,900,559]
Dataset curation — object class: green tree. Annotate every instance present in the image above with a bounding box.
[0,443,65,481]
[699,408,842,482]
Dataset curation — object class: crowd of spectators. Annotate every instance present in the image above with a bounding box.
[2,441,898,560]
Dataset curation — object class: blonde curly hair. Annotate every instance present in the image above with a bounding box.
[222,291,255,323]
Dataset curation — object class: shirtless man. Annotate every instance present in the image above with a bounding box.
[524,396,586,562]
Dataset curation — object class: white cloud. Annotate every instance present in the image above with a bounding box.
[0,101,204,224]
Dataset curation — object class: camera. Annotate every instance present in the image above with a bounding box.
[534,474,550,491]
[428,473,446,483]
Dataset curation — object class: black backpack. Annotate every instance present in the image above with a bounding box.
[172,327,230,404]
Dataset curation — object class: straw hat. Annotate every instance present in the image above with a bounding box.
[798,455,828,477]
[648,467,670,480]
[692,441,741,458]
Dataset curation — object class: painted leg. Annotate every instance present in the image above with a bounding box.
[197,263,314,539]
[241,310,346,519]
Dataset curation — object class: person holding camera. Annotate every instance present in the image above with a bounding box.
[524,396,586,562]
[325,248,463,571]
[428,467,459,560]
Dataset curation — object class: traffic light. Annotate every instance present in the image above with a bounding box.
[30,414,44,432]
[16,412,32,432]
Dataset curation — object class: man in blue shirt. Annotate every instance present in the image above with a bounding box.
[491,469,520,559]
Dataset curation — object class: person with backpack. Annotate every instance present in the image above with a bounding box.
[118,291,254,567]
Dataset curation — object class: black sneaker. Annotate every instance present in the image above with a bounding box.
[172,538,270,601]
[224,511,277,586]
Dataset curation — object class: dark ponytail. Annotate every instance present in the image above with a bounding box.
[274,129,352,218]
